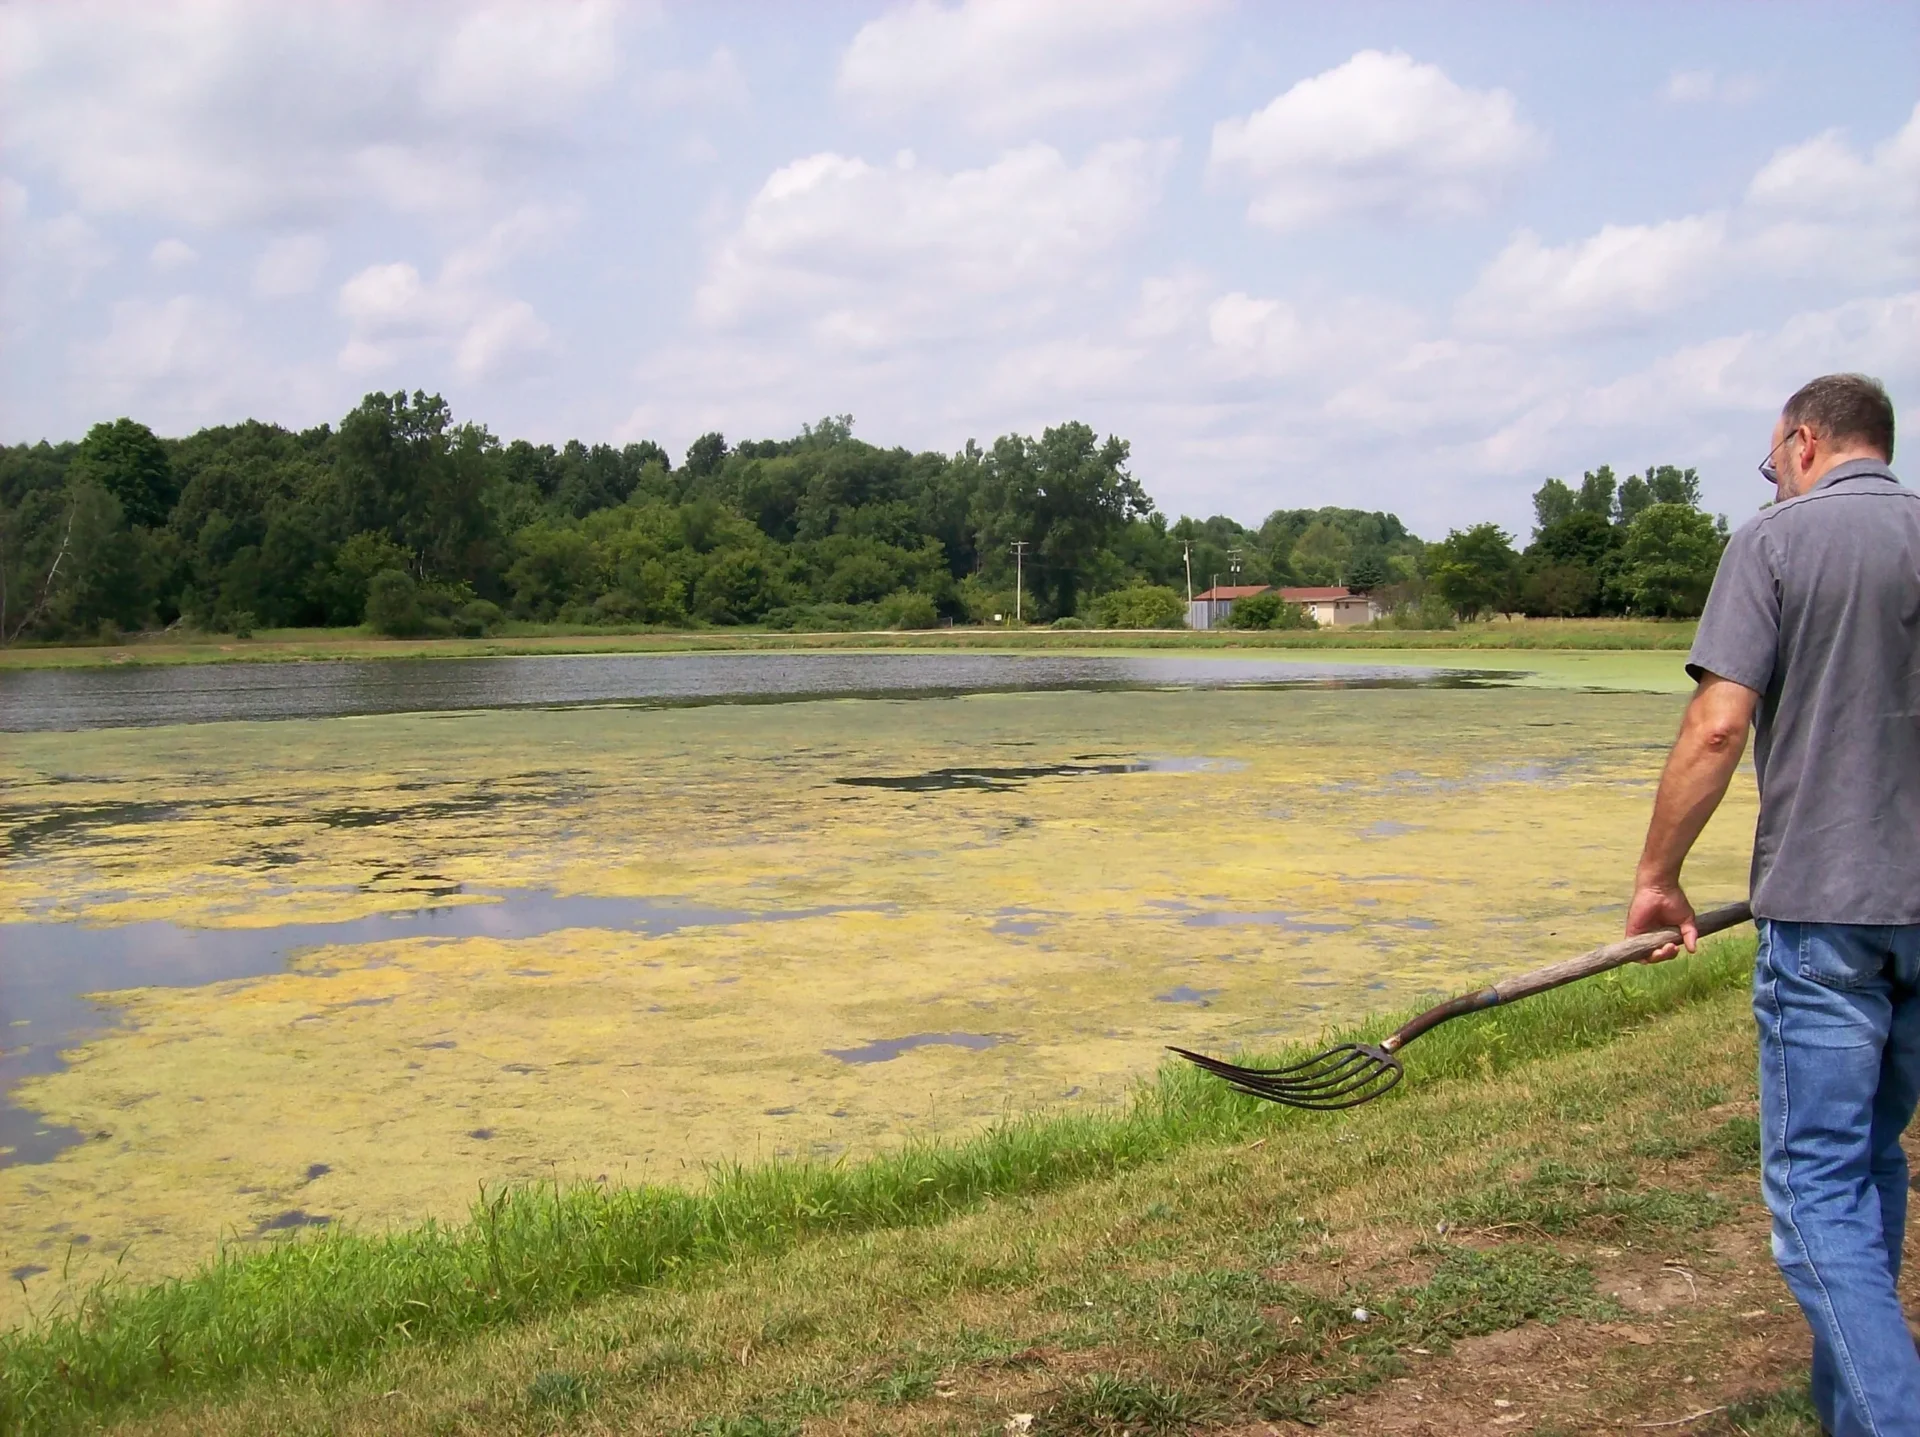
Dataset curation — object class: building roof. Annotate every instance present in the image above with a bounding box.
[1278,586,1357,602]
[1191,584,1272,602]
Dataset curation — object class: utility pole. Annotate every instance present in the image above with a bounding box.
[1011,540,1028,625]
[1181,541,1193,604]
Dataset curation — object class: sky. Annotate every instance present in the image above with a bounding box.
[2,0,1916,537]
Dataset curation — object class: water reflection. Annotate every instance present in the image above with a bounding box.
[0,651,1506,732]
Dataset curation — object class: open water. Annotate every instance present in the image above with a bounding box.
[0,650,1497,731]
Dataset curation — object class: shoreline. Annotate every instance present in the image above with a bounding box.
[0,618,1696,671]
[0,930,1758,1431]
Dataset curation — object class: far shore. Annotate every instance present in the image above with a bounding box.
[0,616,1695,670]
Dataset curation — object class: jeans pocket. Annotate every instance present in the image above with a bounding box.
[1790,923,1885,991]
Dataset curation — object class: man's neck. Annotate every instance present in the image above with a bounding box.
[1796,448,1890,495]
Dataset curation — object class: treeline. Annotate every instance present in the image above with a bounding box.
[0,390,1727,644]
[1424,467,1729,624]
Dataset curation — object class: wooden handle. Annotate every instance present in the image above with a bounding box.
[1491,901,1753,1004]
[1382,900,1754,1053]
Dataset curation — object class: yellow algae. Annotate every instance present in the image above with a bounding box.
[0,681,1753,1325]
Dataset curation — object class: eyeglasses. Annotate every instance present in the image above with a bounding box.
[1759,425,1806,484]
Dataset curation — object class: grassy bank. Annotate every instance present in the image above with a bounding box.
[0,617,1696,670]
[0,931,1773,1434]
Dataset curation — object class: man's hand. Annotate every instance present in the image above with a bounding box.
[1626,881,1697,962]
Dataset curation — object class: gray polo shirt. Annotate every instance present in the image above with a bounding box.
[1688,458,1920,923]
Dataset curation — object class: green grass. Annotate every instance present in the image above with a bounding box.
[1037,1242,1617,1433]
[0,616,1698,668]
[0,932,1755,1434]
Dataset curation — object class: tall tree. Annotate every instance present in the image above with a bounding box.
[1429,523,1520,622]
[1619,504,1724,617]
[72,418,175,528]
[1290,520,1353,585]
[682,432,730,484]
[332,392,494,582]
[1575,466,1617,520]
[1531,477,1577,533]
[980,422,1148,618]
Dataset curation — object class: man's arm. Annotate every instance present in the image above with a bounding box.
[1626,672,1760,959]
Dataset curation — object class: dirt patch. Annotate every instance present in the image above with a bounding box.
[1291,1313,1808,1436]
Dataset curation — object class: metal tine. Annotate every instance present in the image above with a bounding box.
[1216,1059,1381,1101]
[1214,1059,1391,1104]
[1171,1043,1375,1089]
[1225,1045,1377,1080]
[1168,1044,1402,1110]
[1218,1063,1399,1110]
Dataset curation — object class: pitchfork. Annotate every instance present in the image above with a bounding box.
[1169,900,1752,1111]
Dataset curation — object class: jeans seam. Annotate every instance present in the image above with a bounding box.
[1767,923,1884,1435]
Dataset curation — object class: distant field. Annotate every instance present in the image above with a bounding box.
[0,616,1697,669]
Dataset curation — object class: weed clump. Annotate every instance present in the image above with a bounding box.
[525,1368,593,1413]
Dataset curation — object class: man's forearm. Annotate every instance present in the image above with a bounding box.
[1636,705,1749,885]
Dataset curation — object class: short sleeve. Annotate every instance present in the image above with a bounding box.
[1686,520,1778,692]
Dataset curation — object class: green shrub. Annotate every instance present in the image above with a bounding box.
[881,591,940,630]
[762,603,877,633]
[1090,584,1185,629]
[1050,615,1088,630]
[364,569,424,637]
[1229,592,1313,630]
[1374,594,1456,631]
[455,599,502,637]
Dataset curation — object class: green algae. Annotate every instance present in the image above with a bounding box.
[0,680,1752,1326]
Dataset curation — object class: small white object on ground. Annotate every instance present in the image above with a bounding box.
[1352,1307,1371,1322]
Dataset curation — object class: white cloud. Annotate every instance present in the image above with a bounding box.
[336,205,569,379]
[1458,214,1729,337]
[71,294,247,411]
[646,47,750,112]
[1205,291,1421,380]
[697,141,1173,346]
[1209,50,1545,232]
[0,205,116,302]
[1739,109,1919,288]
[1664,68,1762,105]
[1581,289,1920,435]
[838,0,1214,132]
[0,0,632,226]
[1455,102,1920,340]
[1746,101,1920,219]
[427,1,623,128]
[149,238,198,272]
[1126,269,1211,340]
[252,235,330,298]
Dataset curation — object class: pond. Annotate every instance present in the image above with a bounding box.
[0,650,1490,731]
[0,657,1752,1324]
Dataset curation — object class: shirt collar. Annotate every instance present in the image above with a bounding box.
[1811,458,1899,492]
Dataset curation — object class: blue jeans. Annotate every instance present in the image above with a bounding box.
[1754,920,1920,1437]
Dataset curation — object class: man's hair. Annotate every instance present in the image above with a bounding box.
[1781,373,1896,460]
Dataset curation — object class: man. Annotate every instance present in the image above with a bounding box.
[1627,372,1919,1436]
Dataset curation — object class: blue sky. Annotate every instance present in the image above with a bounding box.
[2,0,1915,536]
